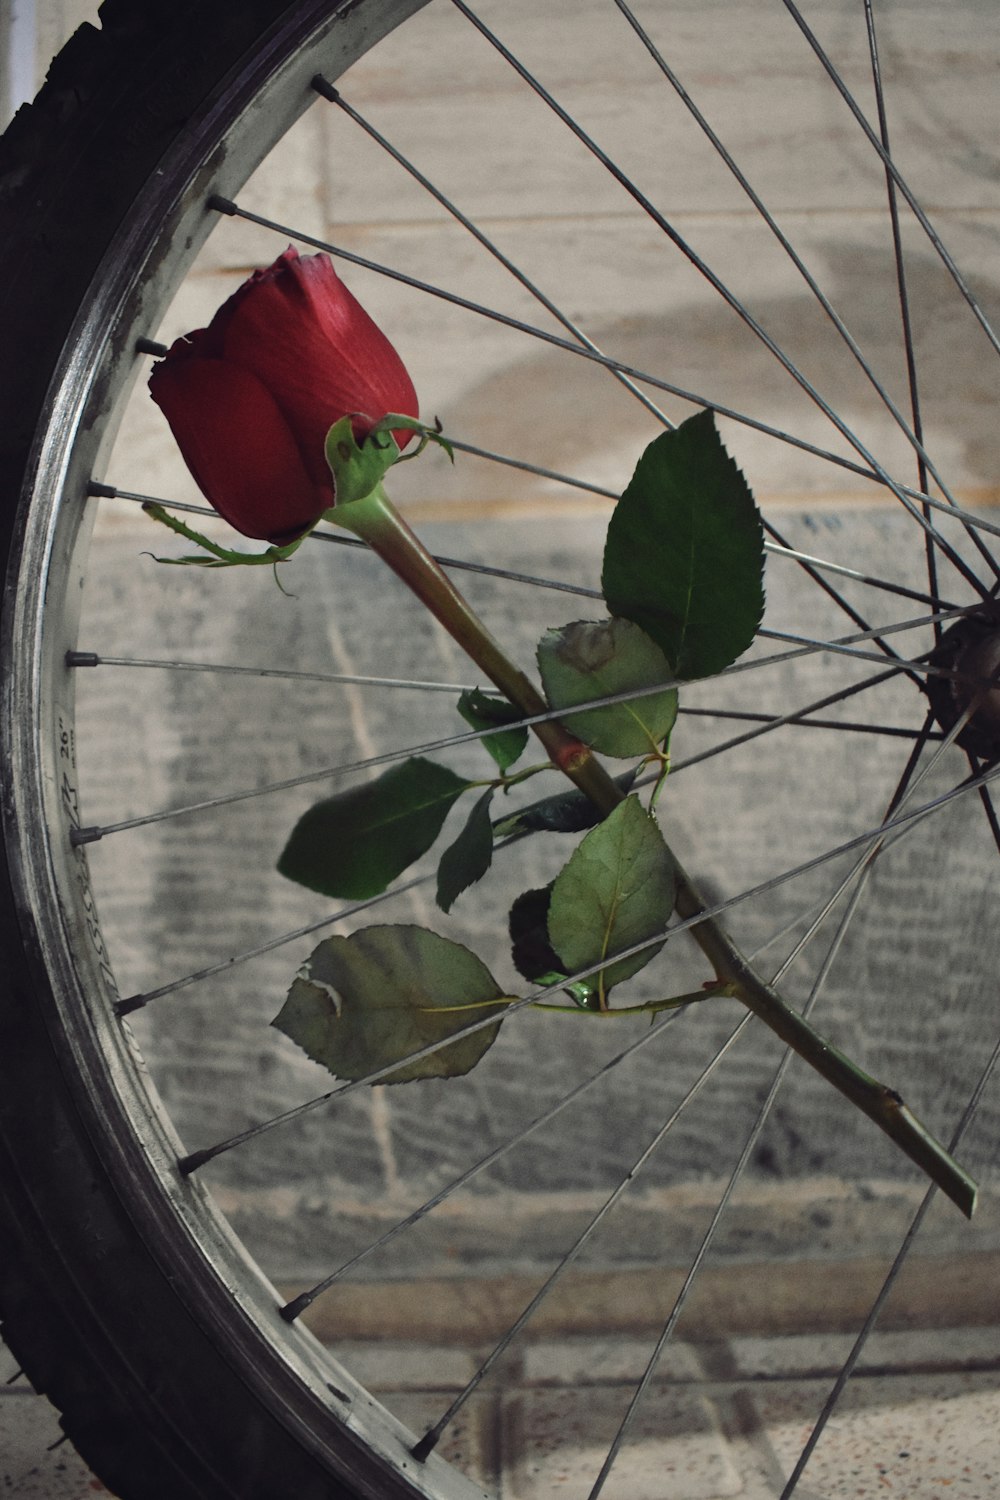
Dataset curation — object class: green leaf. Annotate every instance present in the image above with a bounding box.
[537,618,678,758]
[273,925,510,1083]
[547,796,676,1004]
[277,757,472,899]
[492,769,638,839]
[602,410,764,679]
[436,788,495,913]
[508,886,599,1009]
[508,885,565,986]
[457,687,528,772]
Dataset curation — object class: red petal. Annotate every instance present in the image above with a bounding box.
[218,251,419,481]
[202,246,302,350]
[148,355,331,541]
[162,248,306,369]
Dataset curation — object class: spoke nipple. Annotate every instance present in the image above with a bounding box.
[69,825,103,847]
[279,1292,312,1324]
[311,74,340,103]
[135,336,168,357]
[87,480,118,499]
[114,992,148,1018]
[66,651,99,668]
[178,1147,214,1176]
[207,193,237,216]
[410,1429,440,1464]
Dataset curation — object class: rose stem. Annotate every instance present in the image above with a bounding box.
[332,483,977,1217]
[333,484,612,799]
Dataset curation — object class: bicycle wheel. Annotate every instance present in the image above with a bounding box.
[1,3,998,1498]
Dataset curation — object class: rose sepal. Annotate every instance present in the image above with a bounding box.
[322,415,400,508]
[142,502,308,568]
[322,413,453,511]
[375,412,454,465]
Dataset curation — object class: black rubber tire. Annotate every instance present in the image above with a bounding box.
[0,4,448,1497]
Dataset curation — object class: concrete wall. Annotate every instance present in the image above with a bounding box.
[8,2,1000,1298]
[0,0,98,126]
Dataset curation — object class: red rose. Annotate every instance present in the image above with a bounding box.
[148,247,419,542]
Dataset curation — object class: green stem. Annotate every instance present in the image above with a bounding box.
[534,983,734,1015]
[465,764,552,795]
[669,878,977,1215]
[335,485,611,799]
[427,985,727,1017]
[332,483,977,1218]
[647,751,671,810]
[495,761,553,790]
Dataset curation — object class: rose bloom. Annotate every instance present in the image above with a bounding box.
[149,246,419,542]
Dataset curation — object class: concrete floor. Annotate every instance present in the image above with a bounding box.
[5,1326,1000,1498]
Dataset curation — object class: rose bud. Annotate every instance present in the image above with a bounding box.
[148,246,419,543]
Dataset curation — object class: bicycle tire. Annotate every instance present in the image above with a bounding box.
[0,3,479,1497]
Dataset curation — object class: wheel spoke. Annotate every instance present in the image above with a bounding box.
[758,603,970,654]
[314,78,672,428]
[585,700,954,1497]
[114,873,433,1017]
[69,651,471,694]
[862,0,941,623]
[176,755,1000,1176]
[671,668,922,775]
[762,510,962,675]
[97,469,1000,548]
[71,720,507,843]
[111,665,938,1019]
[970,760,1000,858]
[443,2,992,596]
[281,1008,691,1324]
[779,1026,1000,1497]
[95,479,967,612]
[411,1011,755,1465]
[678,705,940,743]
[608,0,975,550]
[762,539,955,612]
[213,188,997,600]
[782,0,1000,360]
[72,606,978,845]
[112,668,940,1020]
[319,38,993,608]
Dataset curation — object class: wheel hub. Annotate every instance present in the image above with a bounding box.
[926,607,1000,761]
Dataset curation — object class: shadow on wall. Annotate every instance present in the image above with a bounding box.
[393,240,1000,512]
